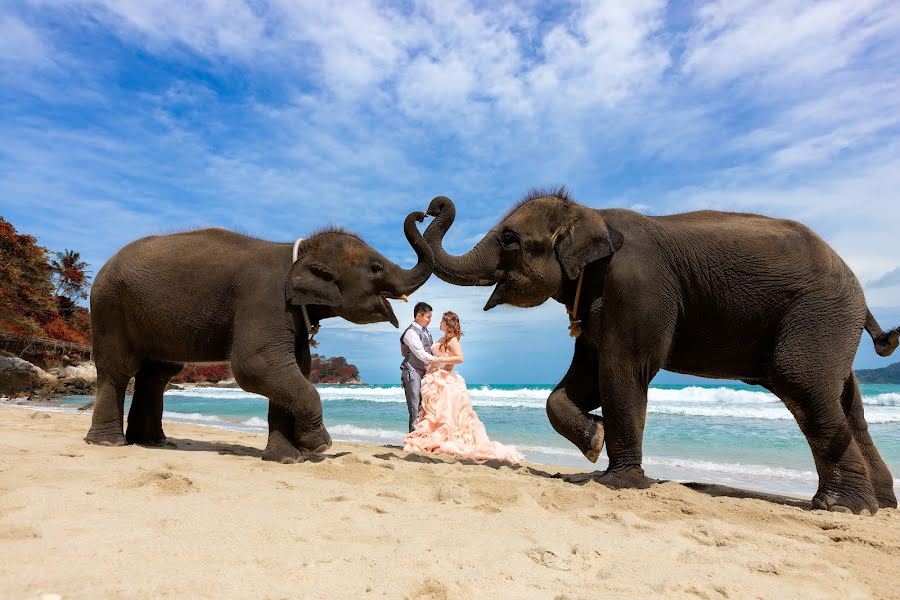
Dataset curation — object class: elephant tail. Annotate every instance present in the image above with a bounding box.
[865,309,900,357]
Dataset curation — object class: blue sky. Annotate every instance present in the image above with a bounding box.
[2,1,899,384]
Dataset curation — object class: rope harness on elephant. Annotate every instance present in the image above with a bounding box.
[568,270,584,338]
[292,238,320,348]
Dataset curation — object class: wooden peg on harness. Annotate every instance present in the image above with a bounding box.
[567,270,585,338]
[293,236,321,348]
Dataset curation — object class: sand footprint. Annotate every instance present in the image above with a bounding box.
[405,578,450,600]
[525,547,572,571]
[376,491,407,502]
[124,470,195,495]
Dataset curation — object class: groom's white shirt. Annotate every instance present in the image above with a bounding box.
[402,322,435,365]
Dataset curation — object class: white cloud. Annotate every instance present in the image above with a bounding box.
[0,14,51,67]
[81,0,270,58]
[869,267,900,289]
[528,0,670,111]
[682,0,900,91]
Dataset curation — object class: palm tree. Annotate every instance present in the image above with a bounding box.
[50,249,91,301]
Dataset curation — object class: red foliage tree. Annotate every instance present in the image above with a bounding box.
[0,217,57,336]
[310,354,361,384]
[41,316,90,345]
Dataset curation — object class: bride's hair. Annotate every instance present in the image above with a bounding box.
[439,311,463,352]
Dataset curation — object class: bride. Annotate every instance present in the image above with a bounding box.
[403,311,522,464]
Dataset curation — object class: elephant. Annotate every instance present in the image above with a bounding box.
[85,213,432,463]
[412,189,899,514]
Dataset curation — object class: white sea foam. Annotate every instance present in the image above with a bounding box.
[643,456,818,482]
[161,411,224,423]
[165,387,266,400]
[863,393,900,407]
[0,402,81,414]
[329,424,406,443]
[518,444,584,458]
[648,404,900,423]
[649,386,780,404]
[161,384,900,422]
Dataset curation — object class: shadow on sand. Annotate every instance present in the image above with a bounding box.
[135,436,809,510]
[372,447,809,510]
[138,437,351,463]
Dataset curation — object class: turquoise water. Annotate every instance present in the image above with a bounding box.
[57,382,900,498]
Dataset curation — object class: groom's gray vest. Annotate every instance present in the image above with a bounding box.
[400,324,433,374]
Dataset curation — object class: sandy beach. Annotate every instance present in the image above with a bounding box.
[1,405,898,599]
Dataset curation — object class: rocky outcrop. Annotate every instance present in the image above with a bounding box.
[50,362,98,395]
[0,356,58,395]
[2,354,365,397]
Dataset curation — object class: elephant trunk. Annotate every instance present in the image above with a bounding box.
[396,211,434,295]
[422,196,502,286]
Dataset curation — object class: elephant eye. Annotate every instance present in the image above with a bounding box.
[310,265,334,282]
[371,261,384,274]
[500,231,520,250]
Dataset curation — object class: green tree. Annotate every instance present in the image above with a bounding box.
[0,216,57,335]
[50,249,91,301]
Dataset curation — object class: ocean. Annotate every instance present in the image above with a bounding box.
[57,382,900,498]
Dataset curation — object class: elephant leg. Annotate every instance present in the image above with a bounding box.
[262,403,304,464]
[125,359,183,446]
[85,370,130,446]
[546,338,603,462]
[85,347,138,446]
[771,320,878,514]
[595,374,655,489]
[231,341,331,462]
[841,373,896,509]
[257,337,315,463]
[777,385,876,514]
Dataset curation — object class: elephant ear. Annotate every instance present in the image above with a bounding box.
[286,261,343,307]
[555,210,624,280]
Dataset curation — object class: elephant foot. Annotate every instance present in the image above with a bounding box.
[877,493,897,510]
[125,425,167,447]
[126,435,168,447]
[596,466,655,490]
[582,427,605,463]
[812,487,878,516]
[85,426,126,446]
[262,431,305,464]
[874,485,897,509]
[295,424,332,454]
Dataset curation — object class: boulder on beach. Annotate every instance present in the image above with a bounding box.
[0,356,58,395]
[58,363,97,390]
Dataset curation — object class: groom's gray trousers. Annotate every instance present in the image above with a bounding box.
[401,366,426,432]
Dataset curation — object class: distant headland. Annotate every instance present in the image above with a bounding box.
[856,361,900,384]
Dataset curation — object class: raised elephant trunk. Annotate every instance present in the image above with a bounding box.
[422,196,502,286]
[396,211,434,295]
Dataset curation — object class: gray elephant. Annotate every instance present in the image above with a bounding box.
[86,213,432,463]
[412,189,898,514]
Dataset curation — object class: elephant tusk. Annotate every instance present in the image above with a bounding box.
[400,295,409,303]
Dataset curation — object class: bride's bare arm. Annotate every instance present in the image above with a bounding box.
[439,338,464,365]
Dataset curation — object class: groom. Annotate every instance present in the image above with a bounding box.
[400,302,437,432]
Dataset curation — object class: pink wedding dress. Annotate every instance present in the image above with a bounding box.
[403,343,522,464]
